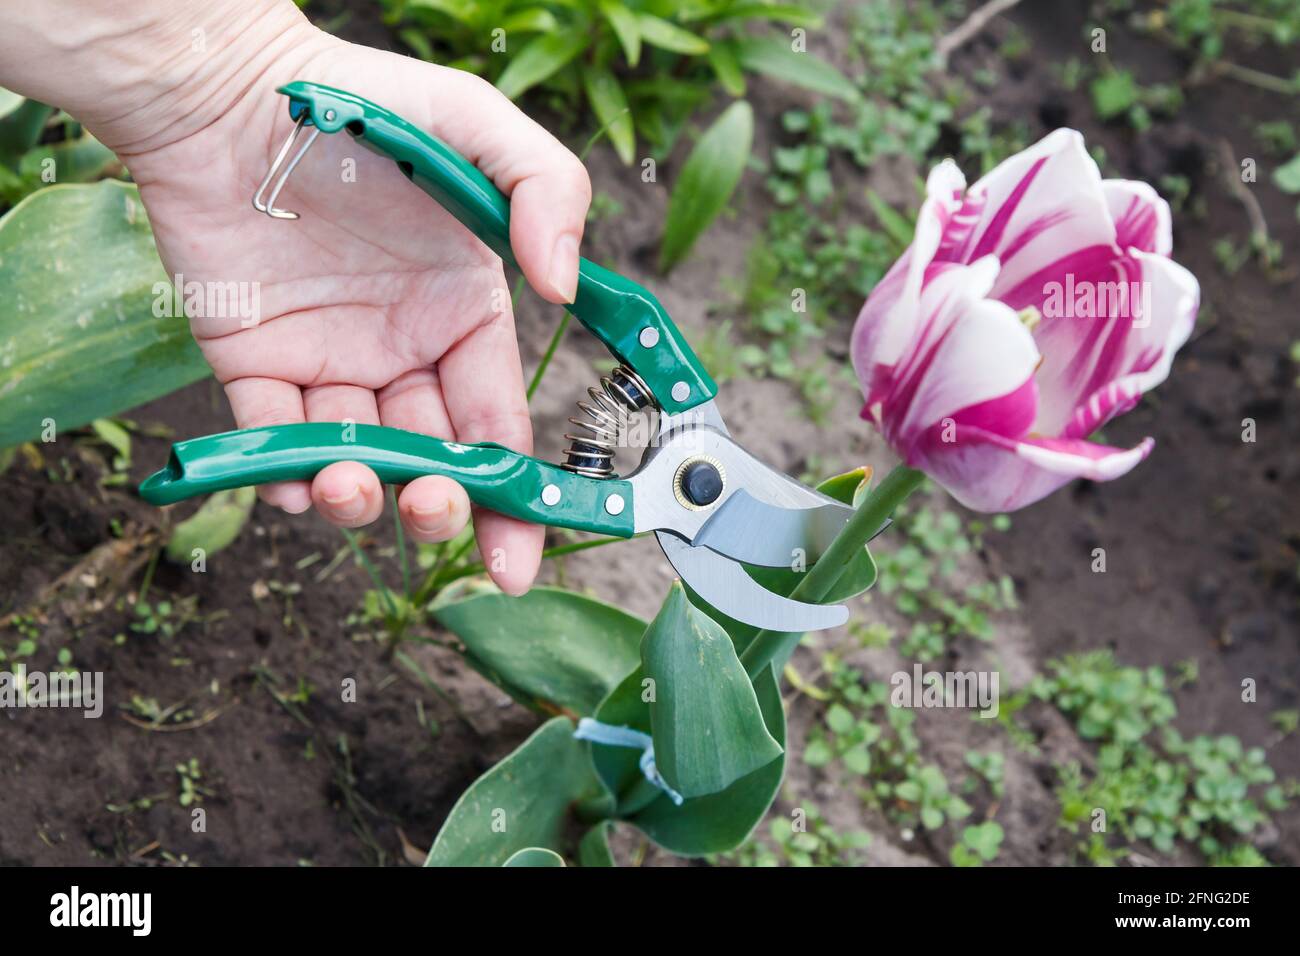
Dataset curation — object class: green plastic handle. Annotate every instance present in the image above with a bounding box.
[138,423,635,537]
[278,80,716,416]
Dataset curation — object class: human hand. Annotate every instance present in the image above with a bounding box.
[0,2,593,595]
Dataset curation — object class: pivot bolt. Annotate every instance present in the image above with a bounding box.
[675,458,725,508]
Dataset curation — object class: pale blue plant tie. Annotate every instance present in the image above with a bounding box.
[573,717,684,806]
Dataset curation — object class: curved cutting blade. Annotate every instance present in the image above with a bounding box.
[693,489,892,567]
[656,531,848,632]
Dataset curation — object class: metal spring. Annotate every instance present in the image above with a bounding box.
[562,365,655,478]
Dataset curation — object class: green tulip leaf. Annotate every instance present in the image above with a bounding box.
[432,586,644,717]
[590,656,786,856]
[26,131,119,185]
[0,98,52,162]
[502,847,566,867]
[578,821,617,867]
[659,99,753,272]
[0,88,23,122]
[0,182,209,449]
[641,582,782,799]
[426,716,605,866]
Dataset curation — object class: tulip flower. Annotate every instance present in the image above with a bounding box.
[850,129,1199,512]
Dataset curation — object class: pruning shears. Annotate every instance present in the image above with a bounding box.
[139,81,885,632]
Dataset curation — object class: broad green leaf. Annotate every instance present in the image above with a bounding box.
[635,13,710,55]
[0,182,209,449]
[0,99,53,162]
[707,44,746,97]
[1273,153,1300,194]
[432,586,643,716]
[598,0,642,66]
[406,0,477,21]
[582,65,636,165]
[164,487,257,564]
[659,99,753,272]
[495,33,591,100]
[501,8,561,33]
[641,583,782,798]
[578,821,616,867]
[590,658,786,856]
[502,847,566,867]
[730,36,859,101]
[426,717,605,866]
[745,466,879,604]
[0,88,23,123]
[23,133,119,185]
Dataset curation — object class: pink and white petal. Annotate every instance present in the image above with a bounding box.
[1103,179,1172,256]
[851,165,967,405]
[1029,248,1198,434]
[891,287,1040,451]
[1060,377,1143,439]
[1014,434,1154,480]
[911,424,1153,512]
[951,129,1117,298]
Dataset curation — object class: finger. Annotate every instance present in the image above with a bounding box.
[311,461,384,528]
[398,475,471,543]
[507,157,591,305]
[223,376,311,514]
[303,385,385,526]
[376,368,455,439]
[302,382,382,428]
[439,310,543,596]
[377,368,473,541]
[326,56,592,304]
[416,70,592,303]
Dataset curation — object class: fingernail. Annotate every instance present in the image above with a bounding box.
[409,500,452,536]
[322,484,365,520]
[547,233,580,303]
[502,578,531,598]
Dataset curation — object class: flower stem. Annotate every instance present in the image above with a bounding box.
[739,464,926,680]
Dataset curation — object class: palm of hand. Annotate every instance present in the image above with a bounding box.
[121,39,591,594]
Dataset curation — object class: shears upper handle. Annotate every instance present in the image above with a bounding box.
[278,80,716,416]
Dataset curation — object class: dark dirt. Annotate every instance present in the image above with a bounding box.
[2,0,1296,866]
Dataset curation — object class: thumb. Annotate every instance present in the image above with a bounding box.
[325,48,592,304]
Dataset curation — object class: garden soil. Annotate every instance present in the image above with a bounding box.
[1,1,1295,866]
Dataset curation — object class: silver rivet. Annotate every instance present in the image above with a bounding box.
[324,109,336,122]
[541,484,561,506]
[604,494,625,516]
[639,327,660,349]
[671,381,690,403]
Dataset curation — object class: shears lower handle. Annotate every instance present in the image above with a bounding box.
[138,423,636,538]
